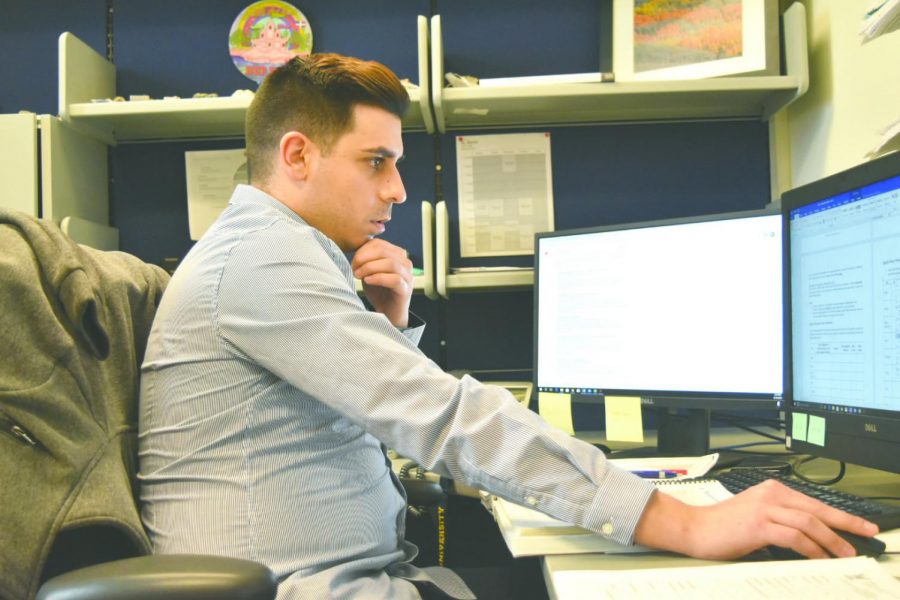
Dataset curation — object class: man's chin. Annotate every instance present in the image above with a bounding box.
[346,235,376,253]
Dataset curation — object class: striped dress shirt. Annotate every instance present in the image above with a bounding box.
[138,185,655,599]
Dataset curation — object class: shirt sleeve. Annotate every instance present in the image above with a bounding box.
[216,223,656,545]
[400,312,425,346]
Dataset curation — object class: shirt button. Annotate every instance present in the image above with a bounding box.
[601,522,614,536]
[525,496,538,506]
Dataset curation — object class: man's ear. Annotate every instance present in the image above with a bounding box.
[278,131,317,182]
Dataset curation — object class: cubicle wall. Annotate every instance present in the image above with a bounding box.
[0,1,106,116]
[1,0,775,380]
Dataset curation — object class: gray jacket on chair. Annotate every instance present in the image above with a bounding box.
[0,208,169,599]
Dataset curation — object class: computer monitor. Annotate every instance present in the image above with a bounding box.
[784,151,900,474]
[534,209,785,455]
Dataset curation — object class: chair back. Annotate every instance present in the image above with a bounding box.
[0,209,169,599]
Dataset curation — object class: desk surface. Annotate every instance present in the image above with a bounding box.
[540,429,900,598]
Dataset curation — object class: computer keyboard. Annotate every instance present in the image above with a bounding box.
[715,468,900,531]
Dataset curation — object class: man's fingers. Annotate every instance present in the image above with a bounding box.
[764,505,853,558]
[762,521,829,558]
[361,272,411,293]
[351,239,409,271]
[740,481,877,558]
[751,480,878,536]
[354,256,413,284]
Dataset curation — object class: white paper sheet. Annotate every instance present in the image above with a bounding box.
[185,148,248,240]
[455,132,554,257]
[551,556,900,600]
[479,72,614,87]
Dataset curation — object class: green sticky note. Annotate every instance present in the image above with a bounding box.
[792,412,809,442]
[538,392,574,435]
[808,415,826,446]
[604,396,644,443]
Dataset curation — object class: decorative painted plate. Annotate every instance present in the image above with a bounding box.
[229,1,313,84]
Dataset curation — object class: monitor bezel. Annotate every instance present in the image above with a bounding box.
[782,151,900,474]
[533,207,786,413]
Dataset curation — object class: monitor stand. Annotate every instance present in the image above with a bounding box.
[610,408,711,458]
[609,408,772,470]
[657,408,710,456]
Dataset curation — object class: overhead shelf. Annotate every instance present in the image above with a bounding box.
[429,5,808,131]
[64,92,427,142]
[440,268,533,294]
[435,78,802,129]
[66,96,251,142]
[58,16,435,143]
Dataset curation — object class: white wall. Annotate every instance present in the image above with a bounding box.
[784,0,900,188]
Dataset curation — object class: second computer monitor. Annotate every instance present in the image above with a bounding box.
[784,151,900,474]
[534,209,784,454]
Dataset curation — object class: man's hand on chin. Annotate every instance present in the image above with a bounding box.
[352,238,413,328]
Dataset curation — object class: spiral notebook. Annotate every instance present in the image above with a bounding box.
[491,477,733,557]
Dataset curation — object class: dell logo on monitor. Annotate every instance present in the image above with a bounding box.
[865,423,878,433]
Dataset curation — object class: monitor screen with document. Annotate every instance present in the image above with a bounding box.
[534,208,785,455]
[784,151,900,474]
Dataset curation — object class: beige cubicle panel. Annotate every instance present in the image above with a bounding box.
[40,115,118,250]
[0,112,117,250]
[40,115,108,224]
[0,113,40,216]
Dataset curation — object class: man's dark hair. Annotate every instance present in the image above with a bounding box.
[246,53,410,184]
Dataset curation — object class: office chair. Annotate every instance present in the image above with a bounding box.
[0,209,278,600]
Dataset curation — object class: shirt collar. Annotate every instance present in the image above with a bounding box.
[230,184,353,281]
[230,184,310,226]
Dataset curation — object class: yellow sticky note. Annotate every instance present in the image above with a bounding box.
[792,412,809,442]
[538,392,574,435]
[808,415,826,446]
[604,396,644,443]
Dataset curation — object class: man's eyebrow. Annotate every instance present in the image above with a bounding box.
[363,146,405,161]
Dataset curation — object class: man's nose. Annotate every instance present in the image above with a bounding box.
[383,165,407,204]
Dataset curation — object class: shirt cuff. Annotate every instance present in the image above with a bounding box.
[400,311,426,345]
[583,465,657,546]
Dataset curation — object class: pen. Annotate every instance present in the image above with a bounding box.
[631,469,687,479]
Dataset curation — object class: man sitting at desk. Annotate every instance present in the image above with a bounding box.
[137,53,879,600]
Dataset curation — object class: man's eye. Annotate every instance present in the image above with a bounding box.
[370,157,385,169]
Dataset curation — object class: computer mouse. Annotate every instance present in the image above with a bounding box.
[768,530,886,560]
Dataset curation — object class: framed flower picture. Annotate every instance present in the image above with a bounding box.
[613,0,780,81]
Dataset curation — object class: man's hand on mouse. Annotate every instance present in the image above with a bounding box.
[634,479,879,560]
